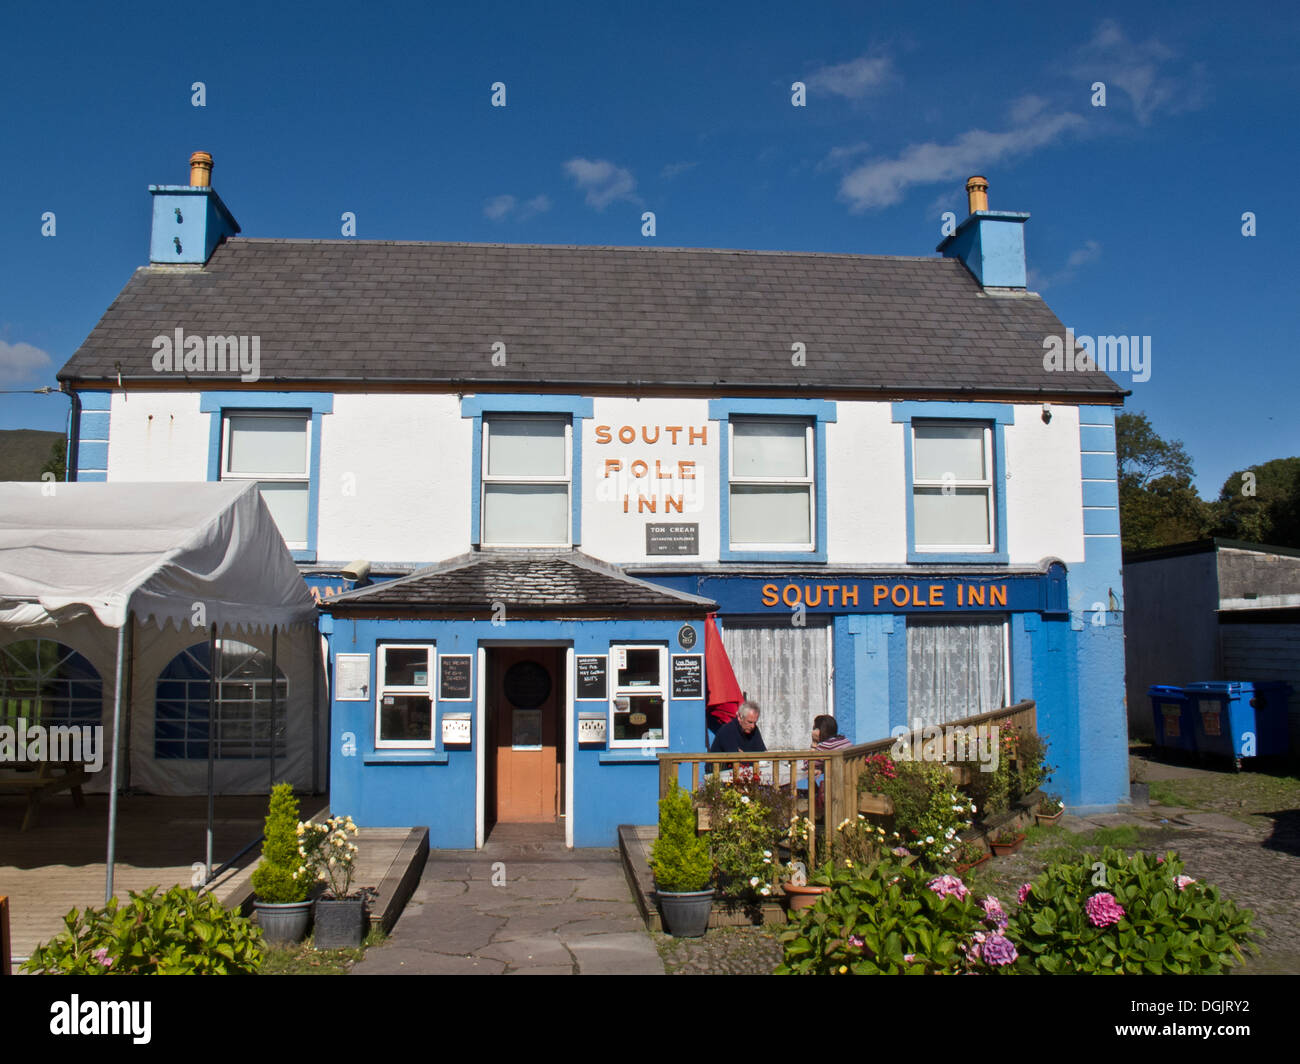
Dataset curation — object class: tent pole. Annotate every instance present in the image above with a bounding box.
[104,614,130,904]
[205,623,217,885]
[268,626,278,792]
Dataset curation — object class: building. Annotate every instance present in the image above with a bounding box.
[48,154,1132,846]
[1124,538,1300,749]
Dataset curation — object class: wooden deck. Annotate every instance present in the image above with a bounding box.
[0,792,327,960]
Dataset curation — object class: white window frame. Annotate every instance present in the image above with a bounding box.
[221,411,311,551]
[375,644,437,749]
[905,615,1012,725]
[727,416,815,552]
[911,420,995,553]
[481,414,572,548]
[608,644,669,750]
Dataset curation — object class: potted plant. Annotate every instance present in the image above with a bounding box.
[989,823,1027,856]
[299,814,364,948]
[856,753,897,814]
[783,859,836,910]
[250,783,317,944]
[1035,793,1065,826]
[953,838,990,874]
[650,781,715,937]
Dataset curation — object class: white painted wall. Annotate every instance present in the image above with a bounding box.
[107,392,210,481]
[1004,404,1085,566]
[99,391,1091,570]
[316,394,470,563]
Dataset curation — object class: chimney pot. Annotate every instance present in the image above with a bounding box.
[189,151,213,188]
[966,175,989,214]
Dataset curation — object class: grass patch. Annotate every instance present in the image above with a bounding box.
[259,926,388,975]
[1145,767,1300,829]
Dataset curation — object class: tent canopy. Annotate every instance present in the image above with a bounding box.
[0,481,317,633]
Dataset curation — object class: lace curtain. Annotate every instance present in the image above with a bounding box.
[717,620,830,751]
[906,617,1006,725]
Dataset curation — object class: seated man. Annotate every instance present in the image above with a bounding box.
[710,699,766,753]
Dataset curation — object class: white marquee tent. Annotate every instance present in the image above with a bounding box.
[0,481,322,898]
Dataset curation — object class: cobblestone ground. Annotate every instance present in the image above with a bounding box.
[655,804,1300,975]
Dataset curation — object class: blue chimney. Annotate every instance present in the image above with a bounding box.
[937,176,1028,289]
[149,151,240,265]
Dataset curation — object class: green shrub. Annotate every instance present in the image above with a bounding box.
[879,760,975,866]
[250,782,316,903]
[22,885,264,974]
[775,859,1011,975]
[1008,847,1258,974]
[650,781,713,893]
[1014,729,1053,798]
[966,753,1012,815]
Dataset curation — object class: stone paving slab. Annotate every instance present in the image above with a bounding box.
[350,827,664,976]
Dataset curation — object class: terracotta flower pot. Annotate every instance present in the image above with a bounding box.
[955,853,991,874]
[990,834,1026,856]
[783,882,832,911]
[1035,809,1064,827]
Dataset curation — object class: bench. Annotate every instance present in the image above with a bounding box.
[0,761,90,831]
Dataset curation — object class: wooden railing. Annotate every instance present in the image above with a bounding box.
[658,700,1038,864]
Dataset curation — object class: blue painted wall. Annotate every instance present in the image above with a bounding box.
[324,615,707,847]
[149,186,240,265]
[73,390,111,481]
[937,211,1029,288]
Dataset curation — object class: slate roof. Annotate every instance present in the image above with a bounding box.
[318,550,718,615]
[59,238,1125,398]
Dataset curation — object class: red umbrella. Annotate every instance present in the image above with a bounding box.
[704,613,742,725]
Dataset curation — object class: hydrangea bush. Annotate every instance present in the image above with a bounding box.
[1007,847,1258,974]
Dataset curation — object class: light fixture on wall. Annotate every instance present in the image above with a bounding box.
[1041,403,1052,424]
[342,559,371,583]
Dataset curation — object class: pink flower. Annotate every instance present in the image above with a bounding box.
[903,953,916,964]
[848,935,864,948]
[927,875,970,900]
[1156,856,1164,864]
[1017,882,1033,905]
[891,846,911,857]
[1085,892,1126,928]
[92,947,113,968]
[1174,875,1196,891]
[982,895,1008,928]
[980,933,1018,967]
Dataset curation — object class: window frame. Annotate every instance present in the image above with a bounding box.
[220,411,312,551]
[904,614,1012,726]
[607,643,669,750]
[480,413,573,548]
[374,643,437,750]
[726,416,816,553]
[892,402,1012,564]
[910,419,995,554]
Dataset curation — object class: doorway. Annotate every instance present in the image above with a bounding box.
[485,646,566,829]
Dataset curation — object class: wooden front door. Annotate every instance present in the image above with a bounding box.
[489,647,563,823]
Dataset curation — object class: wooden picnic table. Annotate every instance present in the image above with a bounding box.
[0,761,90,831]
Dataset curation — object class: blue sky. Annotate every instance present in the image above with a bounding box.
[1,0,1296,496]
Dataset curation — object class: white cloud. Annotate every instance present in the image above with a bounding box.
[562,158,639,211]
[1073,19,1206,125]
[660,161,697,180]
[1007,94,1049,124]
[1066,240,1103,269]
[838,111,1086,212]
[816,141,872,173]
[483,193,552,222]
[0,340,54,385]
[806,55,893,99]
[1030,240,1103,290]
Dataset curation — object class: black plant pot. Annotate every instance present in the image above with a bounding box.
[313,897,368,949]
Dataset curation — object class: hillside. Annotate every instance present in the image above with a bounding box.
[0,429,65,480]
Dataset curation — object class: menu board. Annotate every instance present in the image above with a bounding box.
[671,654,704,699]
[439,655,473,701]
[335,654,371,701]
[575,655,608,700]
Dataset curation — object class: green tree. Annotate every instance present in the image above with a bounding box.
[39,438,66,482]
[1116,412,1210,551]
[1209,456,1300,548]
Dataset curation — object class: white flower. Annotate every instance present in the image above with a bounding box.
[760,886,771,896]
[740,796,750,805]
[763,850,772,857]
[749,876,760,887]
[925,836,935,844]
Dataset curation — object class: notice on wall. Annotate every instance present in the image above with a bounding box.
[439,655,473,701]
[646,523,699,555]
[576,655,608,700]
[671,654,704,699]
[336,654,371,701]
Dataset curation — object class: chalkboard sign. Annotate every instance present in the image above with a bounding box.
[575,655,607,700]
[439,655,473,701]
[671,654,703,699]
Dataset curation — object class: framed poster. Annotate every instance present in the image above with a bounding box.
[671,654,704,699]
[439,654,473,701]
[335,654,371,701]
[575,655,608,700]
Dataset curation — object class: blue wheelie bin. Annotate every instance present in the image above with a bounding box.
[1183,681,1292,766]
[1148,685,1195,753]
